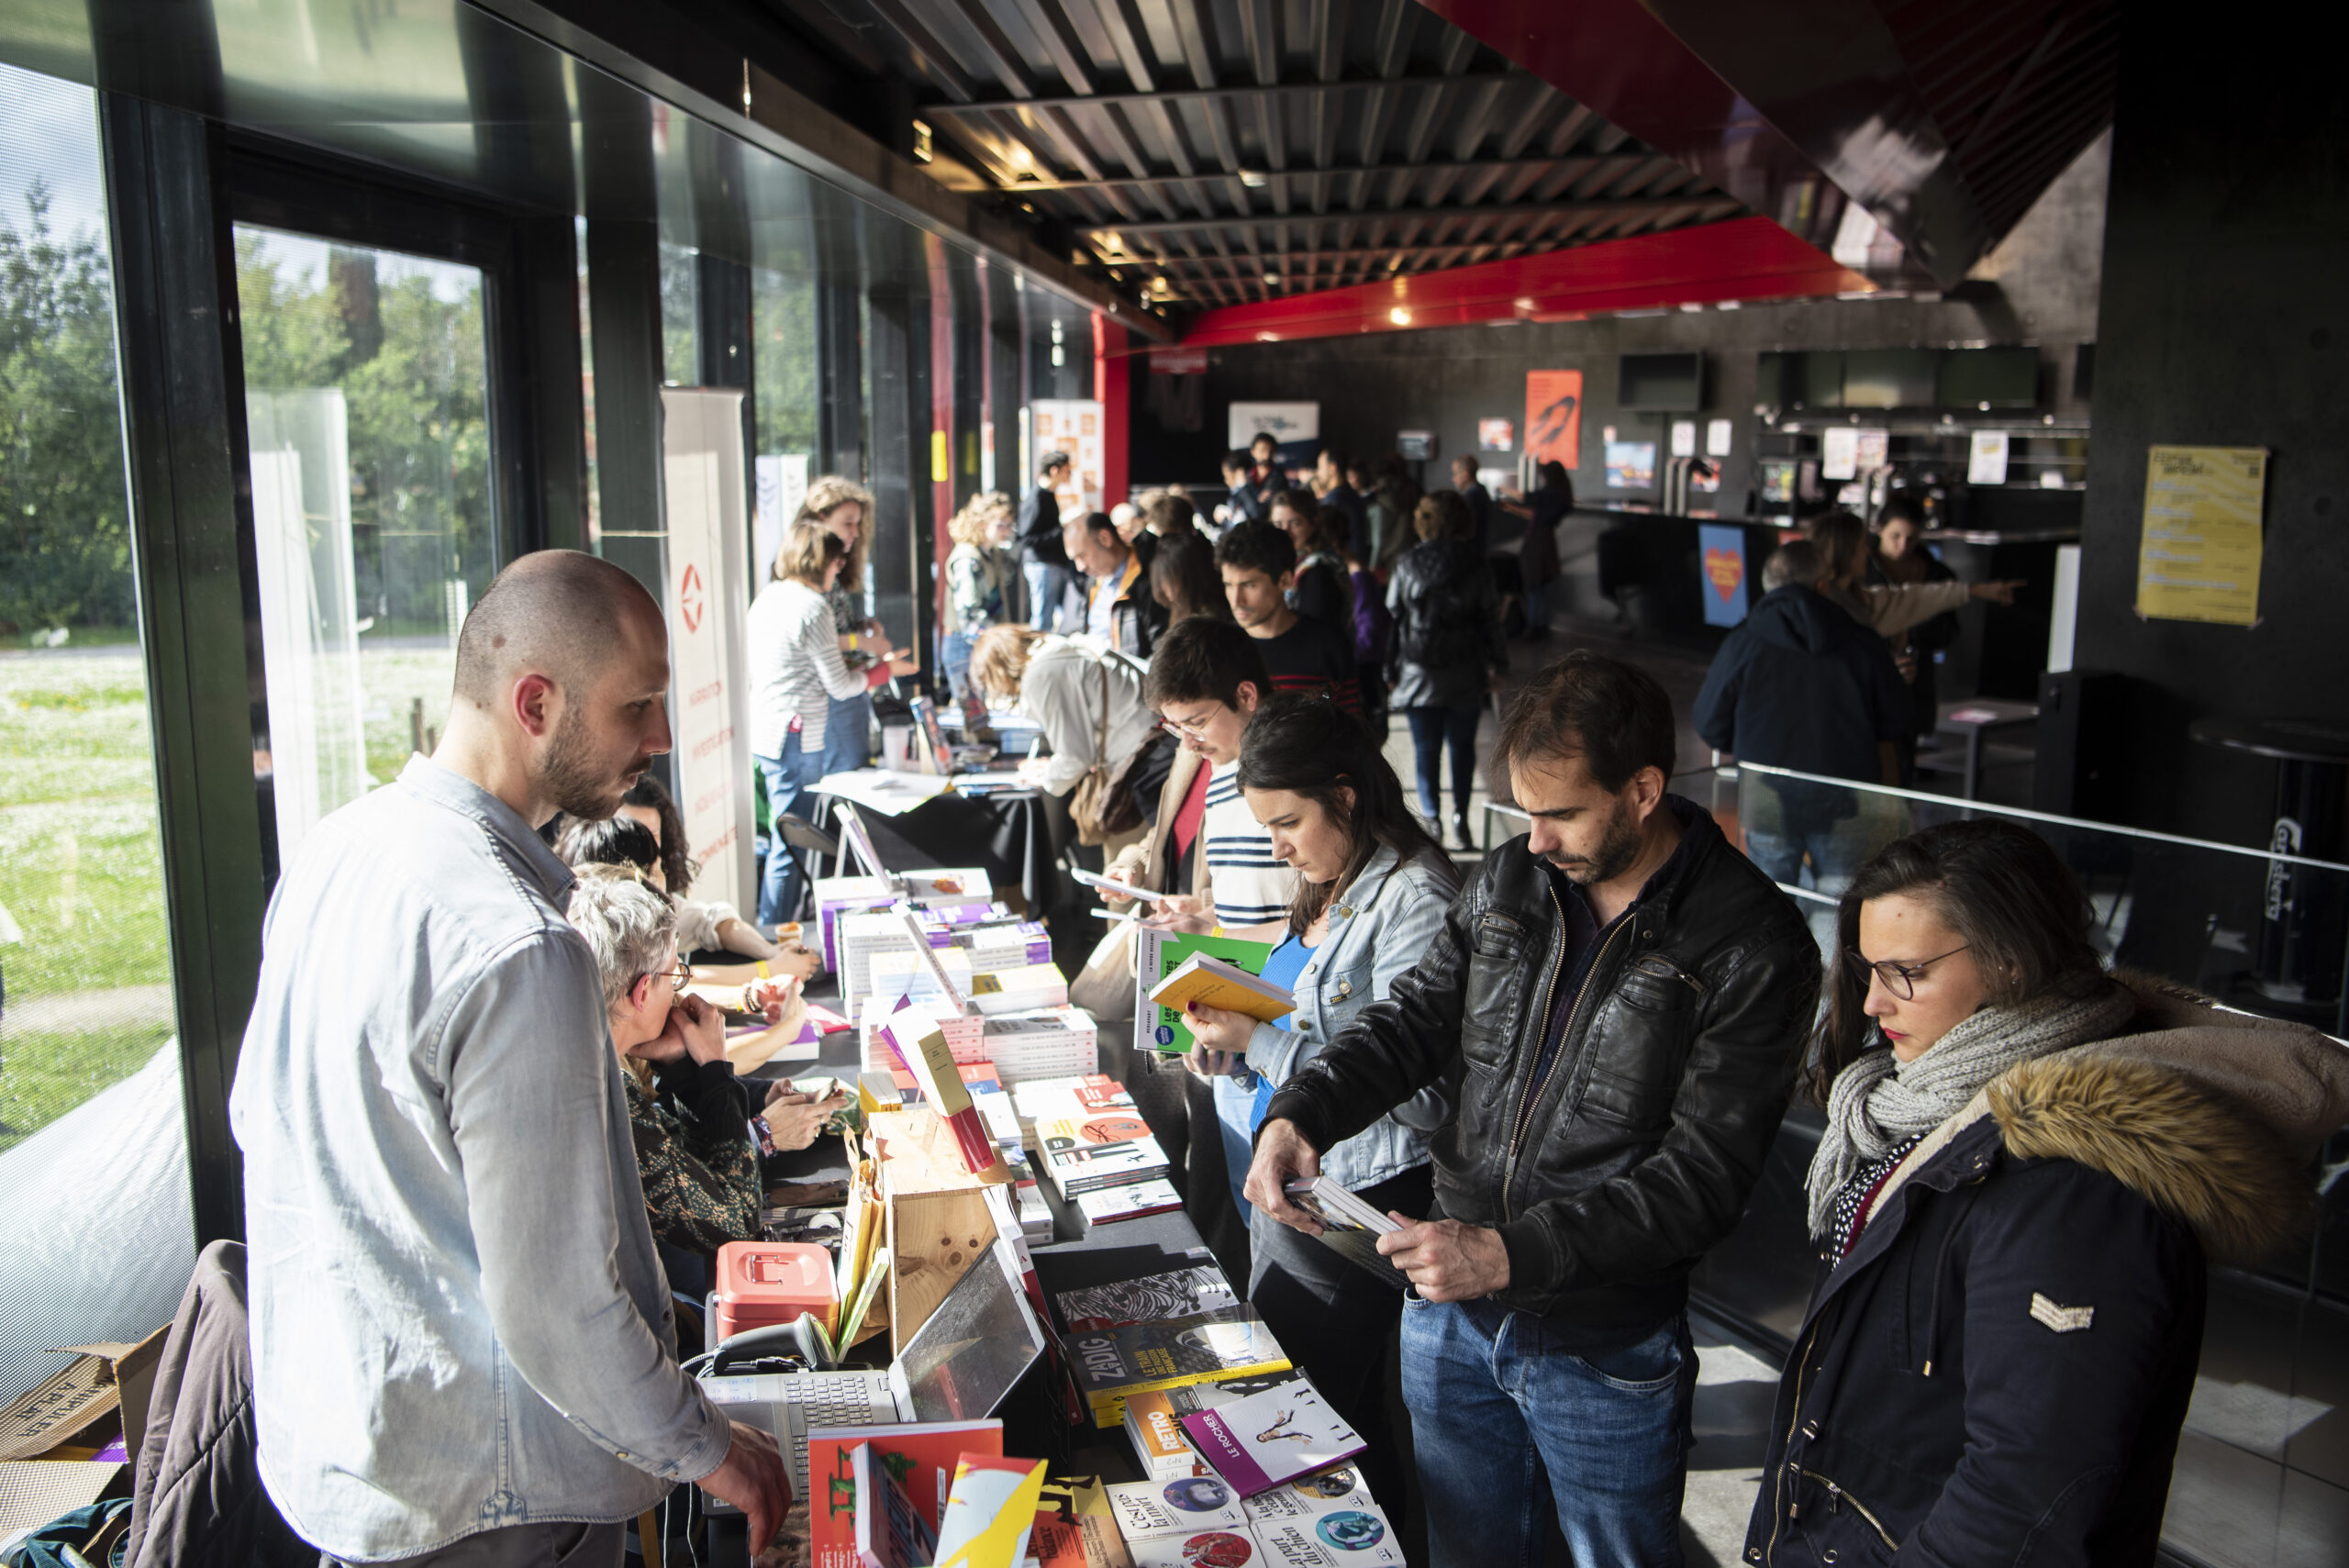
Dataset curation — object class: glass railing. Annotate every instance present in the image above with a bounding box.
[1718,762,2349,1036]
[1483,763,2349,1036]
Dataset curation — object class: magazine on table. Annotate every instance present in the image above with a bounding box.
[1282,1177,1408,1291]
[1176,1378,1366,1497]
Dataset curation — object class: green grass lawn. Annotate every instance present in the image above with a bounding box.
[1,647,175,1145]
[0,1022,173,1153]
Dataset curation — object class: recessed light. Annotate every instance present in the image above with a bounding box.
[1389,307,1411,326]
[1239,170,1269,188]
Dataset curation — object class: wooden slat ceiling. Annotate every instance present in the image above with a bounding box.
[768,0,1750,311]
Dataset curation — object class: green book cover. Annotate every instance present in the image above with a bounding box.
[1133,929,1277,1054]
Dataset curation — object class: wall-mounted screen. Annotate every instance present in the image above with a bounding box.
[1618,351,1704,411]
[1938,347,2040,409]
[1842,349,1938,409]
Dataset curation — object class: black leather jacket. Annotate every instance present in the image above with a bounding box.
[1264,800,1820,1328]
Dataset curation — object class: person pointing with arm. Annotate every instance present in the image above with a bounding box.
[1245,651,1821,1568]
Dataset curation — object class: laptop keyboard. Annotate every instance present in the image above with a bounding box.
[785,1374,887,1494]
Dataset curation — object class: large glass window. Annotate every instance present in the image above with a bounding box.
[0,65,176,1158]
[233,228,496,868]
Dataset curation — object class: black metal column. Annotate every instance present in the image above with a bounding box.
[98,95,269,1248]
[813,185,866,483]
[863,220,929,677]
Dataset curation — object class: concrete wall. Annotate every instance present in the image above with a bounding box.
[1131,132,2110,517]
[2072,28,2349,847]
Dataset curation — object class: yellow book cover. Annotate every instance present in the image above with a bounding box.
[1147,955,1293,1025]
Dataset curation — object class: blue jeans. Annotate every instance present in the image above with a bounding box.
[1212,1073,1260,1218]
[1522,579,1552,635]
[1400,1300,1695,1568]
[755,734,820,925]
[941,628,978,705]
[1024,561,1071,632]
[1405,702,1481,819]
[821,689,873,777]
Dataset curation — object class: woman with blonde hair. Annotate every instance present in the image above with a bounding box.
[797,475,904,779]
[749,522,909,921]
[969,624,1153,804]
[943,490,1017,701]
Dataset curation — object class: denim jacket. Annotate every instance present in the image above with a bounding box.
[1241,845,1456,1189]
[229,757,730,1562]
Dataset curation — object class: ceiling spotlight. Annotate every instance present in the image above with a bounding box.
[1389,307,1412,326]
[1239,169,1269,188]
[1150,275,1172,296]
[911,120,933,163]
[1263,272,1280,285]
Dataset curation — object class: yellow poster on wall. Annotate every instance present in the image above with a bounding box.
[2134,445,2267,627]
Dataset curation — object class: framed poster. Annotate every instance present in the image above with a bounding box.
[2134,445,2267,627]
[1031,398,1104,518]
[1524,371,1583,470]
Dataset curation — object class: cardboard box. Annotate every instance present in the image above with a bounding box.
[872,1107,1011,1356]
[0,1329,167,1463]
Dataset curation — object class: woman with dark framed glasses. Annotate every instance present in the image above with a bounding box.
[1745,819,2349,1566]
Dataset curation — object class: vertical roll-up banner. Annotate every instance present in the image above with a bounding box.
[661,387,757,918]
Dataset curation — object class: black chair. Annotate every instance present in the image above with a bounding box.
[769,813,841,919]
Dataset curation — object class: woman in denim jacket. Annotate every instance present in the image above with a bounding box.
[1184,693,1459,1512]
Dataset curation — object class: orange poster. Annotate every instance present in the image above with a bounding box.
[1525,370,1583,470]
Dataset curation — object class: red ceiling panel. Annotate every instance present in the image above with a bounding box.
[1174,216,1867,348]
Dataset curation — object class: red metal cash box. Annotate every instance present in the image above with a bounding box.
[712,1241,839,1344]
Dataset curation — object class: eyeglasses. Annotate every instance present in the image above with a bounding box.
[639,958,691,994]
[1846,944,1969,1000]
[1158,712,1217,741]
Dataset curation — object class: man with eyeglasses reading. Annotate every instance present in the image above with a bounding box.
[1098,617,1298,1247]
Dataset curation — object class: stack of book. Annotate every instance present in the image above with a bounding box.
[965,961,1071,1015]
[1035,1110,1169,1207]
[1067,1306,1291,1429]
[977,1008,1099,1087]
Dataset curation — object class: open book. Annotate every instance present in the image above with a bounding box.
[1148,952,1295,1025]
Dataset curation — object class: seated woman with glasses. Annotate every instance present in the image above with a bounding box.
[1176,693,1459,1514]
[1745,818,2349,1567]
[565,865,844,1258]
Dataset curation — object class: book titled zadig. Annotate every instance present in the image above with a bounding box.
[1070,1307,1291,1429]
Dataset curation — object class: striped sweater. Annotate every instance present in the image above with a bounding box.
[747,578,867,756]
[1202,759,1298,929]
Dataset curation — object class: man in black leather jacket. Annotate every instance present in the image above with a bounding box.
[1248,651,1821,1568]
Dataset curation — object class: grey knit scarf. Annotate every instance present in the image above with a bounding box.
[1804,980,2139,1239]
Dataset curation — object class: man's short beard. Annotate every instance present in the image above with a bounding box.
[1545,794,1644,885]
[538,701,622,820]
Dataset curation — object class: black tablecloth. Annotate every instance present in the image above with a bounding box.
[817,786,1068,915]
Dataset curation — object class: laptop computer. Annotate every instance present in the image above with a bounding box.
[698,1236,1047,1506]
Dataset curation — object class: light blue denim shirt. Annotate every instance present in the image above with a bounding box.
[229,756,730,1562]
[1241,845,1457,1189]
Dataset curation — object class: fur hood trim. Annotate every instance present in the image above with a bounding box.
[1871,974,2349,1267]
[1988,1051,2310,1265]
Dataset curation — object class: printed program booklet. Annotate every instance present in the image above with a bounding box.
[1176,1380,1366,1496]
[1282,1177,1408,1291]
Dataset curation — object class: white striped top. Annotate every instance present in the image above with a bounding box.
[747,578,867,758]
[1203,759,1297,929]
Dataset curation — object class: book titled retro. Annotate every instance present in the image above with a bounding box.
[1147,952,1294,1025]
[1177,1382,1365,1497]
[1071,1307,1291,1429]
